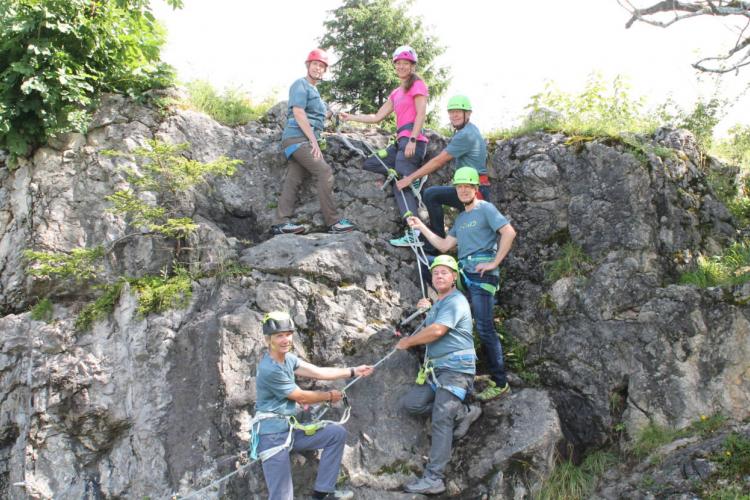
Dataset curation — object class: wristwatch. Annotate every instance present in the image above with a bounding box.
[409,137,416,143]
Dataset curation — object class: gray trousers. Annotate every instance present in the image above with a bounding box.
[400,370,473,479]
[276,137,338,226]
[258,424,347,500]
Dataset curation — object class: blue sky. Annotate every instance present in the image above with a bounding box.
[153,0,748,136]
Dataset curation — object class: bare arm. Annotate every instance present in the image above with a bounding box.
[292,106,323,159]
[395,323,449,349]
[286,387,343,405]
[474,224,517,275]
[341,100,393,124]
[407,216,457,253]
[295,359,374,380]
[397,150,453,190]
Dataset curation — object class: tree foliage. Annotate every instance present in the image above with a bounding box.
[318,0,450,115]
[0,0,182,160]
[619,0,750,74]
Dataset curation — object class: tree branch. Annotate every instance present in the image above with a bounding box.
[619,0,750,74]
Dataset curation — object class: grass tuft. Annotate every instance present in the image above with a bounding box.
[185,80,275,126]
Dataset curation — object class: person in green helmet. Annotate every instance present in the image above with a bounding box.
[253,310,374,499]
[407,167,516,401]
[396,95,489,241]
[395,255,482,495]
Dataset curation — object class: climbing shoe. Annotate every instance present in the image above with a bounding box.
[389,230,423,248]
[312,488,354,499]
[475,380,511,401]
[270,222,305,235]
[328,218,356,234]
[411,174,427,193]
[403,475,446,495]
[453,404,482,439]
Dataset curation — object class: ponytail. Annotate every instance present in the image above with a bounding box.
[402,73,423,92]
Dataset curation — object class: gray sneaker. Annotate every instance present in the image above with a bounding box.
[403,475,446,495]
[320,489,354,499]
[453,404,482,439]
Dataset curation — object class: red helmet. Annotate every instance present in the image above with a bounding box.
[305,49,329,67]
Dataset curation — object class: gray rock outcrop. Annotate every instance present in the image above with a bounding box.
[0,93,747,499]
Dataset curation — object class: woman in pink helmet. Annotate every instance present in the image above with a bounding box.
[341,45,429,247]
[271,49,356,236]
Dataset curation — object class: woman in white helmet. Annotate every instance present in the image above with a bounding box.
[341,45,429,247]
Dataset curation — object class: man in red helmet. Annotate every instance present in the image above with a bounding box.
[272,49,356,236]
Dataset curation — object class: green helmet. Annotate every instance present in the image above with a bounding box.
[429,254,459,273]
[447,95,472,111]
[452,166,480,186]
[262,311,295,335]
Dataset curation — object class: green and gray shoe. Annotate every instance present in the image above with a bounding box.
[475,380,511,401]
[389,230,423,248]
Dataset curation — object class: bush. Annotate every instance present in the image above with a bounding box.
[680,240,750,288]
[185,80,275,126]
[0,0,182,161]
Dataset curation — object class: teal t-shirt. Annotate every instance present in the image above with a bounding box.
[281,78,327,141]
[424,289,476,375]
[255,352,300,434]
[445,122,487,175]
[448,200,509,276]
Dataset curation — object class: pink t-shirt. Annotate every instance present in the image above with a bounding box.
[389,79,429,142]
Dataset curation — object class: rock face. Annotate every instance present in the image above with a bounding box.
[0,94,747,499]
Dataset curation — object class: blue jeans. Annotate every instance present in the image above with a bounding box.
[423,184,491,237]
[463,271,507,387]
[363,137,426,217]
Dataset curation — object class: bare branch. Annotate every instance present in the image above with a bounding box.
[620,0,750,74]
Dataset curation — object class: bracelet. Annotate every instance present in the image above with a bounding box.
[349,367,355,378]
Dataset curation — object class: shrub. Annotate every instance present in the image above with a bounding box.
[544,242,592,283]
[680,240,750,288]
[185,80,275,126]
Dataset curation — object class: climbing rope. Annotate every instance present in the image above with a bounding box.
[172,313,428,500]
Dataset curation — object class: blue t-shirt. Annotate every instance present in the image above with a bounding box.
[281,78,327,141]
[255,352,300,434]
[425,289,475,374]
[445,122,487,175]
[448,200,509,276]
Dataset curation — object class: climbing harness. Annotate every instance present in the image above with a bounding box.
[173,313,429,500]
[456,253,499,295]
[415,348,476,401]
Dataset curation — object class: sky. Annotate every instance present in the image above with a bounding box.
[152,0,749,136]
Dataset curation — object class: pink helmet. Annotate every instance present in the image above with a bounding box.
[305,49,329,67]
[392,45,417,63]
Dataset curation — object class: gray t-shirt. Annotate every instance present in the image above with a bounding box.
[425,289,475,374]
[255,352,300,434]
[445,122,487,175]
[448,200,509,275]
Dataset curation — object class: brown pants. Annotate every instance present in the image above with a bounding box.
[276,137,338,226]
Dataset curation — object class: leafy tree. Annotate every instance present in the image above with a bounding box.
[318,0,450,115]
[0,0,182,161]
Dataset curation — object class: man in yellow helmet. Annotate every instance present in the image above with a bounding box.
[395,255,481,495]
[408,167,517,401]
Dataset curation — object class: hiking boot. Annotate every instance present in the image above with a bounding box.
[453,404,482,439]
[475,380,511,401]
[403,475,446,495]
[328,218,356,234]
[313,488,354,499]
[270,222,305,235]
[389,230,423,248]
